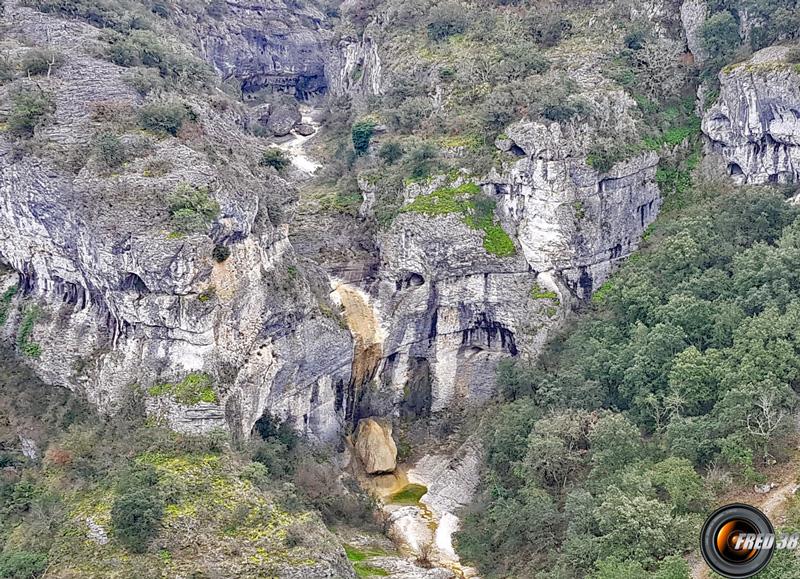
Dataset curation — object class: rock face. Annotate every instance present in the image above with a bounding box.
[356,91,661,415]
[702,46,800,185]
[0,0,353,443]
[354,418,397,474]
[267,100,302,136]
[0,0,662,442]
[175,0,330,99]
[329,27,384,97]
[681,0,709,64]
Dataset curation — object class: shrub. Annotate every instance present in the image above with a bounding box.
[93,132,127,168]
[378,141,403,164]
[106,30,166,67]
[212,244,230,263]
[624,28,646,50]
[260,148,290,171]
[0,56,13,84]
[137,101,189,136]
[0,285,18,326]
[24,0,149,32]
[206,0,227,17]
[0,551,47,579]
[541,97,590,122]
[393,96,431,132]
[527,12,572,48]
[19,48,62,76]
[427,1,469,41]
[786,47,800,64]
[166,183,219,234]
[481,88,515,132]
[586,146,621,173]
[111,465,163,553]
[701,11,740,60]
[351,119,376,155]
[123,67,164,95]
[6,89,54,138]
[405,143,438,181]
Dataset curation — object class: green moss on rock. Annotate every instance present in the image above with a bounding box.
[402,182,516,257]
[147,372,217,405]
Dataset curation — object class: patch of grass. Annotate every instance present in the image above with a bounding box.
[344,545,390,578]
[354,563,389,577]
[16,306,42,358]
[0,285,18,326]
[147,372,217,405]
[388,484,427,505]
[531,283,558,301]
[402,182,516,257]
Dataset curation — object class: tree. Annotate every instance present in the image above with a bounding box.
[588,413,643,477]
[666,347,720,415]
[701,11,740,60]
[427,2,469,41]
[521,410,589,492]
[649,457,709,514]
[351,120,375,155]
[260,149,290,172]
[378,141,403,164]
[111,465,163,553]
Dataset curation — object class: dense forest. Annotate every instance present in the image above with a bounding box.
[456,180,800,577]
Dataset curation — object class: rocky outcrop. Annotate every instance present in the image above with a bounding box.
[174,0,330,99]
[353,92,660,415]
[0,0,353,442]
[702,46,800,185]
[681,0,709,64]
[266,100,302,136]
[329,27,384,97]
[354,417,397,474]
[495,103,661,296]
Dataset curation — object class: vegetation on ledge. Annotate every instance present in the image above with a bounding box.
[402,182,516,257]
[147,372,217,405]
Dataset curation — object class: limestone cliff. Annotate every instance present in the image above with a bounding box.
[702,46,800,185]
[351,92,661,416]
[0,0,352,443]
[0,0,677,440]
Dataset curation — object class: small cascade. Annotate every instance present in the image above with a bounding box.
[359,464,479,579]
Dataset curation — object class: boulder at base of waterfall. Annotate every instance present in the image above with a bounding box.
[296,123,315,136]
[355,418,397,474]
[267,102,301,137]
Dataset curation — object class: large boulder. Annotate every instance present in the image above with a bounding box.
[296,123,316,136]
[267,101,301,137]
[355,418,397,474]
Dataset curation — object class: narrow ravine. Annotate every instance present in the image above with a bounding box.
[331,280,478,578]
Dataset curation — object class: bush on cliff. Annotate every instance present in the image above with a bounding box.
[166,183,219,234]
[6,88,54,138]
